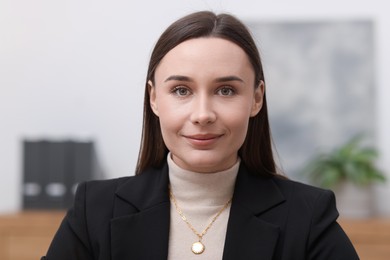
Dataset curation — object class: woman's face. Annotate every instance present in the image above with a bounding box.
[149,37,263,173]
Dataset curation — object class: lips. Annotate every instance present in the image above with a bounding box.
[186,134,222,140]
[183,133,223,147]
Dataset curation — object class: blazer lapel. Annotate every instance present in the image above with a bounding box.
[223,165,286,260]
[107,163,285,260]
[110,164,170,260]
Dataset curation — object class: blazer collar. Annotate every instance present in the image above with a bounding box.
[115,163,170,211]
[110,164,171,260]
[110,162,285,260]
[232,163,285,215]
[223,164,286,260]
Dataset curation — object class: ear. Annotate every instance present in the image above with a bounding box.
[250,80,264,117]
[148,80,159,117]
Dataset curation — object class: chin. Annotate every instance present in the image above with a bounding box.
[171,147,238,172]
[181,153,232,173]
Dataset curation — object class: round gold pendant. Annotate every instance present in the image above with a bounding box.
[191,241,205,254]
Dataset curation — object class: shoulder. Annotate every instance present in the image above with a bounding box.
[271,177,336,212]
[273,176,332,197]
[268,177,340,231]
[83,176,131,192]
[70,177,132,214]
[264,179,358,258]
[78,177,130,201]
[77,166,167,207]
[80,166,162,195]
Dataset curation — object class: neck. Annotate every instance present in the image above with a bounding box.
[167,153,239,207]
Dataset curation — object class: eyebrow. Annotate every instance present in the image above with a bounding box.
[164,75,245,83]
[164,75,193,82]
[214,76,244,83]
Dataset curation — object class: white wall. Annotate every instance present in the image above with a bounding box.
[1,0,389,214]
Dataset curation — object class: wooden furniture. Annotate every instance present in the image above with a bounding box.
[339,218,390,260]
[0,211,65,260]
[0,212,389,259]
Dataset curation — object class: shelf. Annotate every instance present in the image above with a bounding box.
[339,218,390,260]
[0,211,65,260]
[0,212,389,260]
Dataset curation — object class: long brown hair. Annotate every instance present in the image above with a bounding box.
[136,11,278,177]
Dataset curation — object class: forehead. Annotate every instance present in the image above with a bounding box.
[155,37,253,80]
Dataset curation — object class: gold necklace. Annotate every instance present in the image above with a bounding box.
[168,185,232,255]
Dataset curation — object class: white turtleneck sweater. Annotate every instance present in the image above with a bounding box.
[167,154,240,260]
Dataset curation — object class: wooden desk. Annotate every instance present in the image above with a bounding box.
[339,218,390,260]
[0,211,65,260]
[0,212,389,260]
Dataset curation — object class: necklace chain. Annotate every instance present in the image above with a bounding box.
[168,185,232,241]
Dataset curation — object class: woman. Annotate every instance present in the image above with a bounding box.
[43,11,359,259]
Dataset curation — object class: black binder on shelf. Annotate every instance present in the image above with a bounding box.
[22,139,103,210]
[23,141,46,209]
[45,141,69,209]
[64,141,102,208]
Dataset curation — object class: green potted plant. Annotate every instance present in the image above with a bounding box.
[303,135,386,218]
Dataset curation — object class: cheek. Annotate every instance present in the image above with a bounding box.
[223,108,251,139]
[156,103,185,137]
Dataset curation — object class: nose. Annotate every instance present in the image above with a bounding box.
[190,94,216,126]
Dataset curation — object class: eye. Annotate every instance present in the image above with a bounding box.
[217,86,235,96]
[172,86,191,96]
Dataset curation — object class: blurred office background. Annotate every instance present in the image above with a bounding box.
[1,0,389,216]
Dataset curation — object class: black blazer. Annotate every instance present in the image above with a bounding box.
[43,163,359,259]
